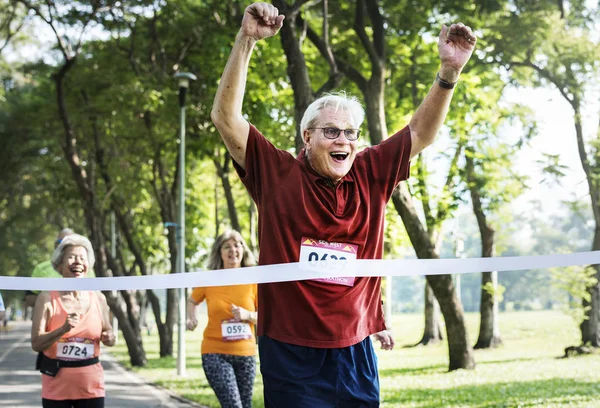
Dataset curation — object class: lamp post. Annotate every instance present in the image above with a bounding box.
[110,212,118,342]
[174,71,196,377]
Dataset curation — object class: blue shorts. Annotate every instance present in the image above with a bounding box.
[258,335,380,408]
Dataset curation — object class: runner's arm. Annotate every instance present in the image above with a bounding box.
[99,292,116,347]
[211,3,284,170]
[409,23,476,159]
[31,292,72,352]
[186,296,202,331]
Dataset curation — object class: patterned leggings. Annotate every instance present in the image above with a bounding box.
[202,353,256,408]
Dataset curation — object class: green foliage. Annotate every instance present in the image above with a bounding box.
[483,280,506,303]
[0,57,86,285]
[537,153,570,185]
[499,199,594,312]
[550,265,598,325]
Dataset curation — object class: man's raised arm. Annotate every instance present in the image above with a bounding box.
[211,3,284,170]
[409,23,477,159]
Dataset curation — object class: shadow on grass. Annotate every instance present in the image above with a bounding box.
[382,378,600,407]
[130,355,204,370]
[381,357,542,377]
[380,364,448,376]
[475,356,538,366]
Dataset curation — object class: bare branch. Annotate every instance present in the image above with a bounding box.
[289,0,312,16]
[417,155,434,234]
[365,0,385,58]
[0,3,25,55]
[303,21,367,92]
[173,37,195,72]
[510,60,574,105]
[16,0,68,60]
[353,0,380,70]
[435,140,465,222]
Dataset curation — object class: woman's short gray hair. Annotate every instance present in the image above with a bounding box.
[206,230,256,270]
[300,92,365,135]
[51,234,96,272]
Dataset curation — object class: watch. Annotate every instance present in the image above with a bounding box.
[436,72,457,89]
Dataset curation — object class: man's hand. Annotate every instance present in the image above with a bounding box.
[437,23,477,82]
[372,330,395,351]
[241,3,285,42]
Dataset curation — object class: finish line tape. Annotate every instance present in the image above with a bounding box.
[1,251,599,291]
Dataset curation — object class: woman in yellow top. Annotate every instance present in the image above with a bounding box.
[187,230,257,408]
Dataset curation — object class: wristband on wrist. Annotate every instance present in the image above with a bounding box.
[436,72,457,89]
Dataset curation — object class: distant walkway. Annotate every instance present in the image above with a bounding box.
[0,321,205,408]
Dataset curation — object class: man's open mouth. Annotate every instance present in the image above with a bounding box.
[330,152,348,162]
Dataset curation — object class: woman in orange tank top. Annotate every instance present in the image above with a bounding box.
[187,230,258,408]
[31,234,115,408]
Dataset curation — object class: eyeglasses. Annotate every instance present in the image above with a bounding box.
[309,127,360,141]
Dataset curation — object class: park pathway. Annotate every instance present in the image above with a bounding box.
[0,321,206,408]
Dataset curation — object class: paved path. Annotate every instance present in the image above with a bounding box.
[0,321,205,408]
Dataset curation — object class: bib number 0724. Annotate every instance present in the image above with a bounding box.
[56,340,94,360]
[62,344,88,357]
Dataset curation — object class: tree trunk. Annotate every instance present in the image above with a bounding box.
[149,143,183,357]
[274,0,342,154]
[392,184,475,370]
[521,70,600,346]
[215,153,241,232]
[426,273,475,370]
[215,171,220,239]
[248,199,258,254]
[418,283,443,345]
[466,151,502,349]
[273,0,316,153]
[475,271,502,349]
[54,59,147,366]
[107,295,146,366]
[571,106,600,347]
[581,227,600,346]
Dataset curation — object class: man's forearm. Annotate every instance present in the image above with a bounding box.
[212,33,256,122]
[408,74,456,158]
[211,33,256,168]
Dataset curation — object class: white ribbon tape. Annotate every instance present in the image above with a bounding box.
[1,251,599,291]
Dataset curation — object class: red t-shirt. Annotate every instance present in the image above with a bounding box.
[233,124,411,348]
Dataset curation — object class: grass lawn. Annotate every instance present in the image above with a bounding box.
[108,311,600,407]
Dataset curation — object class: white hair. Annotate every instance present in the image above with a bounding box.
[51,234,96,272]
[300,92,365,135]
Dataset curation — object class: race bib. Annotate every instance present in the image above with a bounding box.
[299,237,358,286]
[56,338,94,360]
[221,320,253,341]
